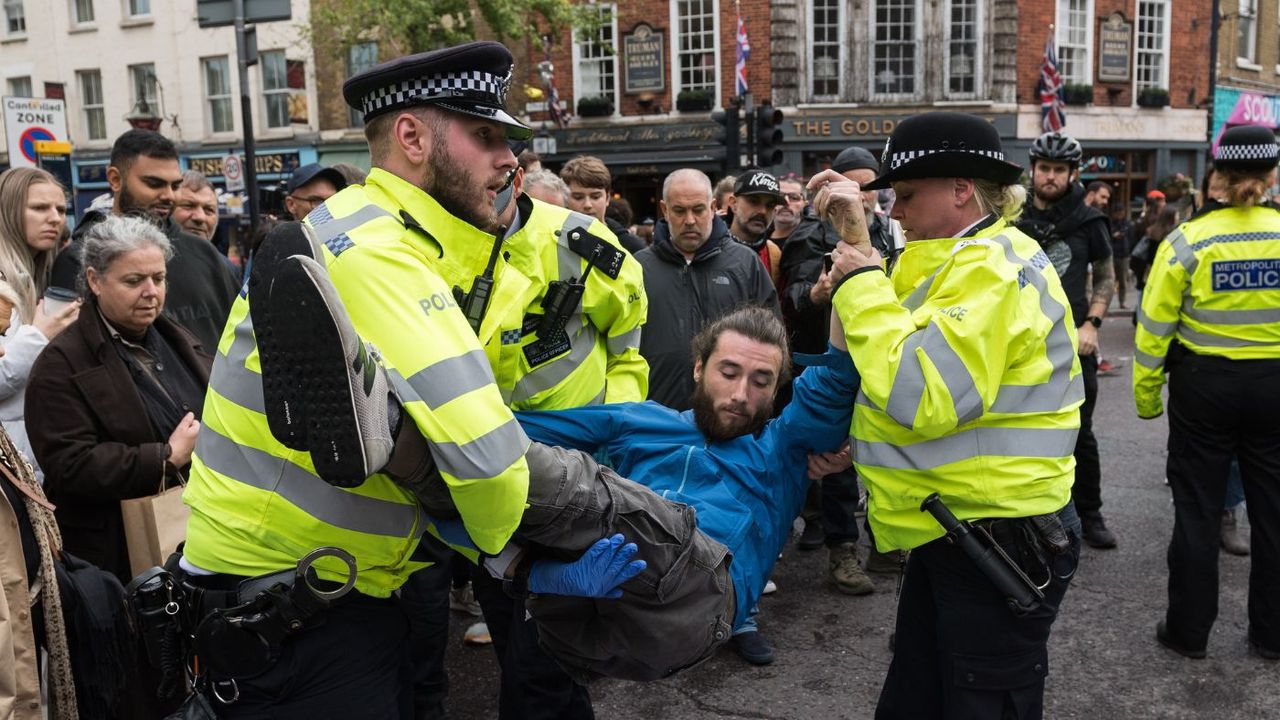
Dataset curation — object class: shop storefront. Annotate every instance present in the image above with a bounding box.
[537,121,725,222]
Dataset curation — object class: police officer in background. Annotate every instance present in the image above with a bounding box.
[1135,124,1280,661]
[815,112,1083,717]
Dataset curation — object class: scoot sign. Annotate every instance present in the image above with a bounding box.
[3,96,69,169]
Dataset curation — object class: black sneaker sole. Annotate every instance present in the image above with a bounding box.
[267,257,368,487]
[249,221,320,451]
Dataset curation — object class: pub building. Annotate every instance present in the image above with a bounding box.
[530,1,1211,217]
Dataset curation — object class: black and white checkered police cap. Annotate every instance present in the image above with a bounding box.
[1214,124,1279,173]
[343,41,532,140]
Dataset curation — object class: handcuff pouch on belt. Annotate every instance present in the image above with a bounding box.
[126,546,358,703]
[191,547,358,679]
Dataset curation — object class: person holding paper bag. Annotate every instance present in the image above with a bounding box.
[26,214,211,583]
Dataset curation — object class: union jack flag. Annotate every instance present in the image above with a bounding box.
[735,6,750,96]
[542,38,568,128]
[1038,33,1066,132]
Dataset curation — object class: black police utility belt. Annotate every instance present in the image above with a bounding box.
[125,546,358,709]
[921,494,1074,615]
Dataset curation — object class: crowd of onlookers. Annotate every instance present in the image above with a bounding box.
[0,121,1255,717]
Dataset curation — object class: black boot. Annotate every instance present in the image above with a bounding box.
[1080,512,1117,549]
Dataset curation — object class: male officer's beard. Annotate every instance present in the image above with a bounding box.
[422,139,500,233]
[691,378,772,444]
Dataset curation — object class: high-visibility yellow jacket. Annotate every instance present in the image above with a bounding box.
[499,197,648,409]
[1134,204,1280,418]
[184,169,531,597]
[832,217,1083,551]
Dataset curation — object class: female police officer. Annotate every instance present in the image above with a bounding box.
[1134,124,1280,661]
[814,112,1084,718]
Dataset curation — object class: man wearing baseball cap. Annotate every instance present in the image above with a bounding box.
[728,168,784,286]
[813,111,1084,716]
[283,163,347,221]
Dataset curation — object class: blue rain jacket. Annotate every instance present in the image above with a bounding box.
[517,347,859,629]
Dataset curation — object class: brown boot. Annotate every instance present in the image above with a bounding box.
[865,546,906,575]
[828,543,874,595]
[1221,507,1250,556]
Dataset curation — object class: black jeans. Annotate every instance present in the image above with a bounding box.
[399,539,454,720]
[1071,353,1103,516]
[821,468,862,547]
[215,594,413,719]
[876,503,1081,720]
[1164,353,1280,652]
[472,569,595,720]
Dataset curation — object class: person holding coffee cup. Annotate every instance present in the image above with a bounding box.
[0,168,82,479]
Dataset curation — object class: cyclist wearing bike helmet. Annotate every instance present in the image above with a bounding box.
[1020,131,1118,550]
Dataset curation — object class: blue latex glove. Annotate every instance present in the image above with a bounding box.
[427,515,476,551]
[527,534,646,598]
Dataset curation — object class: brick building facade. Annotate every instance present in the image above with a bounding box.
[1210,0,1280,162]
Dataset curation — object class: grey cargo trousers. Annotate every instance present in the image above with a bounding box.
[406,441,735,683]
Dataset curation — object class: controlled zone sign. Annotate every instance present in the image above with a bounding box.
[3,96,69,169]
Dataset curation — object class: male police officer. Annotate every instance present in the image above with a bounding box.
[180,42,654,717]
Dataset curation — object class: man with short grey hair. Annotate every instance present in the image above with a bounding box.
[174,170,219,241]
[523,169,569,207]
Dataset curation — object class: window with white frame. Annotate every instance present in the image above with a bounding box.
[203,56,234,133]
[126,0,149,17]
[7,76,31,97]
[573,4,618,109]
[1238,0,1258,64]
[347,42,378,127]
[872,0,918,96]
[129,63,157,112]
[810,0,841,97]
[77,69,105,140]
[3,0,24,35]
[1056,0,1092,85]
[261,50,290,129]
[946,0,981,96]
[674,0,717,95]
[1135,1,1169,92]
[72,0,94,24]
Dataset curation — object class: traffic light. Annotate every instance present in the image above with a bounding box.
[712,106,740,176]
[755,105,784,167]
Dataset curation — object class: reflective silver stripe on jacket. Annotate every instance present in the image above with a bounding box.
[1178,324,1280,350]
[852,426,1079,471]
[883,325,984,427]
[428,418,531,480]
[1166,229,1198,273]
[1134,348,1166,369]
[1136,305,1178,336]
[878,235,1082,428]
[196,424,424,538]
[389,349,495,411]
[208,314,266,413]
[606,327,642,356]
[987,236,1083,414]
[309,203,395,241]
[1179,297,1280,326]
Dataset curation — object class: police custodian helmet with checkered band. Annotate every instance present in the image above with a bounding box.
[863,112,1023,190]
[342,40,533,140]
[1029,131,1083,166]
[1214,124,1280,173]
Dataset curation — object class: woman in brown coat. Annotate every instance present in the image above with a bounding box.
[26,214,212,584]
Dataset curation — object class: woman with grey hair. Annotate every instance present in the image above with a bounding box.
[26,214,212,585]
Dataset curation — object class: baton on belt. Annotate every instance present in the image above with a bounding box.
[920,493,1044,615]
